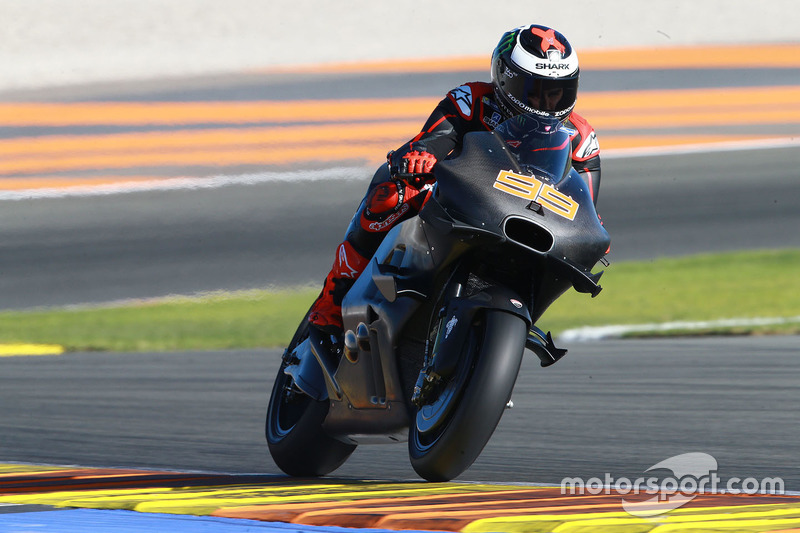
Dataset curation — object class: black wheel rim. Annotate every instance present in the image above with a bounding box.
[267,321,312,444]
[269,367,313,441]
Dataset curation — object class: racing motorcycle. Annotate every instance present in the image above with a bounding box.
[266,114,610,482]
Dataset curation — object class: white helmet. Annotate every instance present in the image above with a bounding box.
[491,24,580,120]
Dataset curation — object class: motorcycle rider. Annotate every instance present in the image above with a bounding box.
[307,24,601,352]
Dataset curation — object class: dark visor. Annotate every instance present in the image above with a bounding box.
[498,68,578,114]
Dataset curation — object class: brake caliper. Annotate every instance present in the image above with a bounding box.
[411,366,443,408]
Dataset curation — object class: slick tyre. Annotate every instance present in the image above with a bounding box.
[266,320,356,477]
[409,310,527,482]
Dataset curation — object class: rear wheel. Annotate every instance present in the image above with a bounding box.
[266,319,356,477]
[409,310,527,481]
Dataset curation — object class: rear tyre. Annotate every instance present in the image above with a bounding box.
[266,319,356,477]
[409,310,527,481]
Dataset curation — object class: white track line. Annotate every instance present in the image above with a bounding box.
[560,315,800,341]
[601,136,800,159]
[0,167,368,201]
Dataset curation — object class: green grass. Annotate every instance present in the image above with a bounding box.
[0,289,317,353]
[1,249,798,352]
[539,248,800,337]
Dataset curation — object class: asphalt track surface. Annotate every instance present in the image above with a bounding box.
[1,48,799,495]
[2,336,799,489]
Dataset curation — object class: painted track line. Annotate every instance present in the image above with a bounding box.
[560,315,800,341]
[0,344,64,356]
[2,86,799,127]
[1,83,798,191]
[601,136,800,159]
[0,167,368,201]
[2,464,800,532]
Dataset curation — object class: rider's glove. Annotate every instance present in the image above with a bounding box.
[388,149,437,186]
[402,150,437,174]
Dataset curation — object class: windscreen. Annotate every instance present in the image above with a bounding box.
[493,114,573,182]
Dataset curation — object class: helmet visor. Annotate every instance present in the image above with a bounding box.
[497,65,579,116]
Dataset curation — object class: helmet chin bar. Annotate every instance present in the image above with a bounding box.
[494,82,576,121]
[492,86,518,119]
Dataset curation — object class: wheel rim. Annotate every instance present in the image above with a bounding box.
[267,364,312,442]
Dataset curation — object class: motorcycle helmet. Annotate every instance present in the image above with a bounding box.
[491,24,580,121]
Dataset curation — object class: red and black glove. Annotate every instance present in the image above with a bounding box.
[402,150,437,174]
[388,149,437,185]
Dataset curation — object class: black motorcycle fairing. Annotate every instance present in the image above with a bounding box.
[433,130,609,271]
[432,131,522,232]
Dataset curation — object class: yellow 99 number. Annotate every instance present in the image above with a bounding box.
[493,170,579,221]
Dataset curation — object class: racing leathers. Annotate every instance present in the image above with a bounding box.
[308,81,602,333]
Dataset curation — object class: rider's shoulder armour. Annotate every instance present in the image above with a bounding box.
[446,82,503,131]
[565,111,600,162]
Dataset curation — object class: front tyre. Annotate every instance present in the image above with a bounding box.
[266,321,356,477]
[409,310,527,481]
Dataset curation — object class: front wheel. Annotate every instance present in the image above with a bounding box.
[409,310,527,481]
[266,320,356,477]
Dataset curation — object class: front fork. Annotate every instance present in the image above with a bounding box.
[411,283,534,408]
[411,280,463,408]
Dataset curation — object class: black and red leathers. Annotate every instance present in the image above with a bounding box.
[308,81,601,333]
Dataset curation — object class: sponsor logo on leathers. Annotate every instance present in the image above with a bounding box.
[484,111,503,129]
[368,202,410,231]
[575,131,600,159]
[338,243,360,278]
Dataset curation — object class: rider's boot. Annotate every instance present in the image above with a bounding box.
[308,241,369,360]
